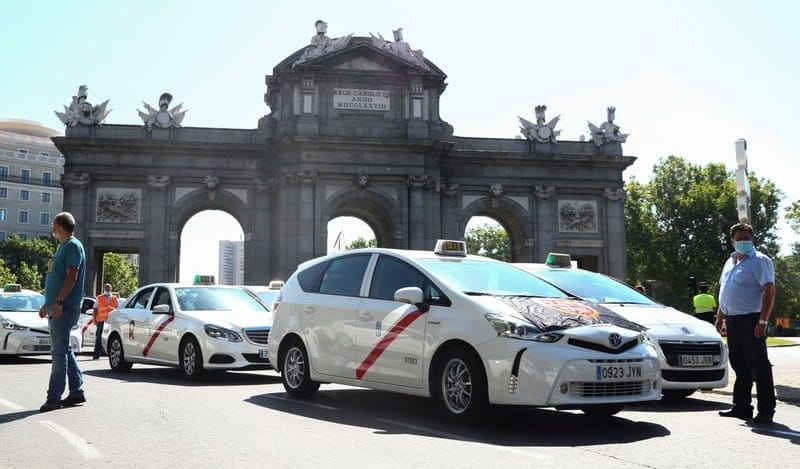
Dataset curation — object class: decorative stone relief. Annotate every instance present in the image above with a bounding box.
[489,184,504,207]
[406,174,439,191]
[63,172,90,188]
[296,171,318,185]
[518,105,561,143]
[203,175,220,200]
[138,93,187,131]
[443,184,460,197]
[96,188,141,223]
[587,106,629,146]
[55,85,111,127]
[369,27,429,70]
[534,185,556,199]
[293,20,353,66]
[147,175,170,188]
[558,200,598,233]
[354,171,369,188]
[254,177,277,192]
[604,187,626,201]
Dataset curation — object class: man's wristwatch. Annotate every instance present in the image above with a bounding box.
[55,299,64,306]
[758,319,768,325]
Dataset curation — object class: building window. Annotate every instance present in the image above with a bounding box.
[0,167,7,181]
[18,149,28,157]
[20,169,30,184]
[0,188,6,198]
[40,212,50,225]
[0,232,5,242]
[40,151,49,157]
[41,192,51,203]
[20,190,29,201]
[17,233,27,240]
[0,209,5,222]
[42,171,52,186]
[18,210,28,224]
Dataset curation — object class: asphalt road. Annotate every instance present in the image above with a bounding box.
[1,353,799,469]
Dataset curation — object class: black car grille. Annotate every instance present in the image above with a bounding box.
[661,369,726,382]
[242,354,271,364]
[658,341,723,367]
[569,381,648,397]
[568,337,638,354]
[244,328,270,345]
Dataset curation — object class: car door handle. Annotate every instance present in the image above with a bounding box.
[303,306,315,315]
[358,311,373,321]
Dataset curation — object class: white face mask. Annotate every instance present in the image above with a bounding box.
[103,291,111,296]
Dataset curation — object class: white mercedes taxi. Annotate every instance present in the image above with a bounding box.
[0,284,81,355]
[104,283,272,379]
[269,241,661,421]
[515,253,728,400]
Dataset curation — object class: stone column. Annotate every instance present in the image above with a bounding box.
[144,175,171,283]
[62,173,93,295]
[533,185,556,262]
[245,177,276,284]
[603,187,627,278]
[406,174,428,249]
[276,171,317,279]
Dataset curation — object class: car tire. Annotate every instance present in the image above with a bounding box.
[580,404,624,418]
[180,337,204,380]
[281,338,320,398]
[433,345,488,423]
[108,333,132,373]
[662,389,696,401]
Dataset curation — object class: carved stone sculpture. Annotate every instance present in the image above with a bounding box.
[294,20,353,66]
[587,106,629,146]
[138,93,187,130]
[354,171,370,188]
[55,85,111,127]
[369,27,429,70]
[534,185,556,199]
[604,187,626,201]
[62,172,91,188]
[489,184,504,199]
[519,105,561,143]
[147,175,170,188]
[96,190,140,223]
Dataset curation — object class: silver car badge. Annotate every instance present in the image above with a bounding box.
[608,332,622,348]
[681,326,693,335]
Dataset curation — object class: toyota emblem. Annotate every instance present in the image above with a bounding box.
[608,332,622,348]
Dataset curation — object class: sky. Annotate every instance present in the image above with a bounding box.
[3,0,798,281]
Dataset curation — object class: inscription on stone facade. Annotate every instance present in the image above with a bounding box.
[333,88,390,111]
[558,200,597,233]
[96,188,141,223]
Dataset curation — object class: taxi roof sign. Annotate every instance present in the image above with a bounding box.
[193,275,216,285]
[268,280,284,289]
[434,239,467,257]
[545,253,573,268]
[3,283,22,292]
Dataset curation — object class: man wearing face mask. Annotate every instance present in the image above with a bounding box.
[716,222,776,424]
[93,283,118,360]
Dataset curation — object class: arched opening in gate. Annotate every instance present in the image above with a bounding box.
[464,216,510,261]
[179,210,244,284]
[327,216,376,253]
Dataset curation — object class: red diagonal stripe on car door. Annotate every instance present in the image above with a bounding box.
[356,310,423,380]
[142,316,175,357]
[81,318,95,333]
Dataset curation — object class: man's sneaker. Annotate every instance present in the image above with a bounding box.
[752,413,774,424]
[718,408,752,420]
[39,398,62,413]
[60,394,86,407]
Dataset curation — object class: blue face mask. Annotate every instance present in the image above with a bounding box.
[734,240,754,255]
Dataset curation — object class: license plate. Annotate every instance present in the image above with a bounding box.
[38,337,51,346]
[258,349,268,359]
[679,354,713,367]
[596,364,642,381]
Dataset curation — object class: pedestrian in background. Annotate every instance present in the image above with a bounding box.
[716,222,776,424]
[93,283,118,359]
[693,282,717,324]
[38,212,86,412]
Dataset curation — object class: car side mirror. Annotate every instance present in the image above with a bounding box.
[394,287,423,305]
[152,304,171,314]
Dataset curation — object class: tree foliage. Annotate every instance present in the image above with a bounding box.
[101,253,139,297]
[345,237,377,250]
[625,156,782,312]
[0,236,56,290]
[0,258,17,286]
[465,223,509,261]
[16,261,42,291]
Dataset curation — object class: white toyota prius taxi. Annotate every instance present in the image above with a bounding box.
[269,241,661,422]
[515,253,728,400]
[0,284,81,355]
[104,283,272,379]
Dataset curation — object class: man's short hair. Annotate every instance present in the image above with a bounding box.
[54,212,76,233]
[730,222,754,238]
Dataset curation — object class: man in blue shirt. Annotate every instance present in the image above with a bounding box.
[38,212,86,412]
[715,222,776,424]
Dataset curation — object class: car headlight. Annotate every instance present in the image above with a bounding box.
[204,324,243,342]
[484,314,563,343]
[1,318,28,331]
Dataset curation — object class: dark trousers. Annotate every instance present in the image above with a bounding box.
[695,312,715,324]
[725,313,776,415]
[93,320,105,358]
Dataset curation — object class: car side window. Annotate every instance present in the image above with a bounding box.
[369,256,426,301]
[298,260,330,292]
[151,287,172,311]
[129,287,155,309]
[318,254,370,297]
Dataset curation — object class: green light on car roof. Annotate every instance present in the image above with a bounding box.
[545,253,572,268]
[3,283,22,292]
[193,275,216,285]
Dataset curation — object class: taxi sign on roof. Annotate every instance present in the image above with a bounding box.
[434,239,467,257]
[545,252,573,268]
[268,280,284,289]
[193,275,216,285]
[3,283,22,292]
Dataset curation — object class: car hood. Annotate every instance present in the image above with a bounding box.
[600,303,719,335]
[489,296,645,332]
[180,309,272,329]
[0,312,49,330]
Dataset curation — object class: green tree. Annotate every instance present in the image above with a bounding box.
[466,223,509,261]
[16,261,42,291]
[774,254,800,323]
[0,258,17,286]
[345,237,377,249]
[625,156,782,312]
[101,253,139,297]
[0,236,56,290]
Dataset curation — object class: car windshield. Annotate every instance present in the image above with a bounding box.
[174,287,269,312]
[532,269,657,305]
[0,293,45,312]
[255,290,278,306]
[418,258,568,298]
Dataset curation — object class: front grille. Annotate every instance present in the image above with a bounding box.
[658,341,722,367]
[30,329,49,335]
[661,369,726,382]
[244,328,270,345]
[569,380,648,397]
[568,337,638,354]
[242,353,271,364]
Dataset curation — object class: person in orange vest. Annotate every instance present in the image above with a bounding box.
[93,283,118,359]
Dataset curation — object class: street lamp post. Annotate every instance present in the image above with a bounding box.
[734,139,751,224]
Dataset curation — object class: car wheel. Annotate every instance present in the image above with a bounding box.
[180,337,204,380]
[281,339,320,398]
[434,345,488,422]
[108,333,132,373]
[662,389,696,401]
[581,404,624,418]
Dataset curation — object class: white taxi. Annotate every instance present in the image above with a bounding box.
[269,241,661,422]
[104,283,272,379]
[515,253,728,400]
[0,284,81,355]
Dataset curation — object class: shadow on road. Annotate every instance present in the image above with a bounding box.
[246,387,670,447]
[81,366,282,387]
[627,394,730,413]
[0,409,40,425]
